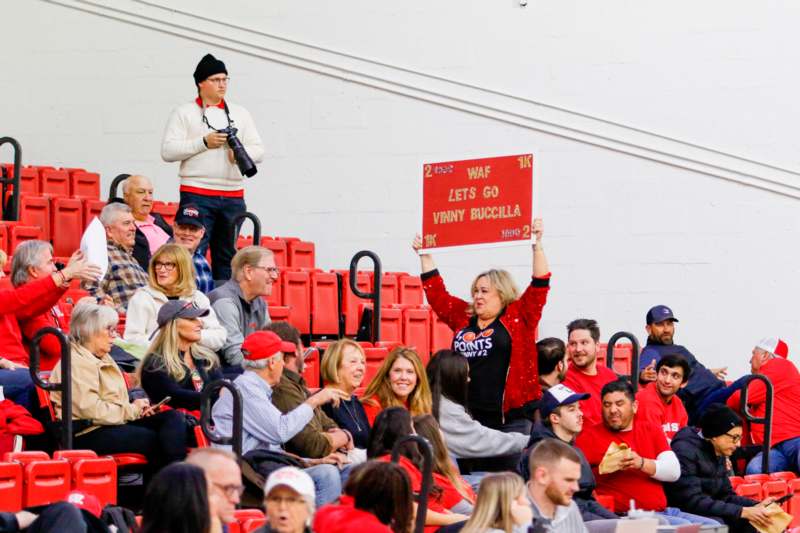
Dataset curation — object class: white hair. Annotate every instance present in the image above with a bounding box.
[11,240,52,287]
[241,358,270,371]
[99,202,132,226]
[69,301,118,347]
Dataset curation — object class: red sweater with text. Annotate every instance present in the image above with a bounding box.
[562,364,618,427]
[636,382,688,442]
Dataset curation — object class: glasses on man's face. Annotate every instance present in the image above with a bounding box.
[723,432,742,444]
[206,76,230,85]
[253,265,280,276]
[213,482,245,499]
[105,326,118,338]
[154,262,177,272]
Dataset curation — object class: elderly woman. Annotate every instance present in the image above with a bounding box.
[412,218,550,435]
[320,339,370,448]
[361,347,432,426]
[124,243,225,352]
[51,301,189,477]
[140,299,223,414]
[257,467,316,533]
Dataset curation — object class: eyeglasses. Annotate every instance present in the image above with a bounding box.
[253,265,280,276]
[105,326,118,337]
[154,262,177,272]
[213,482,245,498]
[723,432,742,444]
[266,495,306,506]
[206,76,230,85]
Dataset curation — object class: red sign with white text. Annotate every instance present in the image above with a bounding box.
[421,154,533,251]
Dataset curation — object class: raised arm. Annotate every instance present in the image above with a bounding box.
[412,234,436,274]
[531,218,549,278]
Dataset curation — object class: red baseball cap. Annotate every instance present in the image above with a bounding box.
[67,490,103,518]
[242,331,295,361]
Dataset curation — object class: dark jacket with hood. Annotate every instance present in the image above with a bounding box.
[519,421,617,520]
[666,426,756,523]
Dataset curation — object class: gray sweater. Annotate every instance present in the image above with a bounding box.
[438,397,528,459]
[208,280,270,366]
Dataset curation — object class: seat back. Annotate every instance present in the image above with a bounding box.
[40,169,70,197]
[403,307,431,362]
[734,481,762,500]
[151,201,178,226]
[10,224,42,252]
[51,198,83,257]
[302,348,321,389]
[19,195,51,241]
[260,238,287,268]
[430,312,454,353]
[286,240,315,269]
[83,199,107,228]
[310,270,339,336]
[398,275,424,306]
[72,457,117,506]
[53,450,97,461]
[281,269,311,334]
[364,347,389,384]
[70,171,100,200]
[22,459,71,507]
[0,462,23,512]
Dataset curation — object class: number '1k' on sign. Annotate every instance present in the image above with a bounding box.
[421,154,533,252]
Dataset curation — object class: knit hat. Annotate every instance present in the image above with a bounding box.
[193,54,227,85]
[241,331,295,361]
[699,404,742,438]
[755,337,789,359]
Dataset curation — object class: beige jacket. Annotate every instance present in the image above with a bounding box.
[50,342,142,435]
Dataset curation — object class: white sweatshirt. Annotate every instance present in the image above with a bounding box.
[160,100,265,191]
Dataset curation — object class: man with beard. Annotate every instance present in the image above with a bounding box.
[526,438,588,532]
[538,337,568,391]
[635,354,689,442]
[577,380,720,526]
[562,319,618,426]
[637,305,726,423]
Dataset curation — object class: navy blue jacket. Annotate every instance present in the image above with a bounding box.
[321,396,370,449]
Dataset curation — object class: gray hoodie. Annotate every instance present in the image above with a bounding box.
[438,396,529,459]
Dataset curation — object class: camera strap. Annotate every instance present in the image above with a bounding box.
[201,101,236,132]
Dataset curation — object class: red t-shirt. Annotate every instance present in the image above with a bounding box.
[376,454,446,533]
[635,382,688,442]
[313,495,393,533]
[576,419,670,513]
[562,364,618,427]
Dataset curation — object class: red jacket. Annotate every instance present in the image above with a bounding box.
[0,276,67,365]
[422,270,550,413]
[18,302,68,371]
[313,496,392,533]
[0,399,44,454]
[727,357,800,446]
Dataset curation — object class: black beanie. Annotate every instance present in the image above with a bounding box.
[699,404,742,438]
[193,54,227,85]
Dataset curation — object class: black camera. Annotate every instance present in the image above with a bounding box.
[220,126,257,178]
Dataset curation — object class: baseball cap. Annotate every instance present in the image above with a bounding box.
[242,331,295,361]
[264,466,315,506]
[67,490,103,518]
[174,204,204,229]
[755,337,789,359]
[646,305,679,325]
[156,300,210,329]
[540,384,590,418]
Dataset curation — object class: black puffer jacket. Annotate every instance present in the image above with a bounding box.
[666,426,756,521]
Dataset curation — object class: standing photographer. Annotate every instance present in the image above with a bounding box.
[161,53,264,283]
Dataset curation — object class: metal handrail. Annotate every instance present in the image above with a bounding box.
[29,327,72,449]
[108,173,130,200]
[349,251,382,343]
[200,379,243,462]
[739,373,773,473]
[231,211,262,248]
[0,137,22,220]
[391,435,432,533]
[605,331,640,392]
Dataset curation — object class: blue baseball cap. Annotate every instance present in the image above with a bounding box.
[646,305,679,325]
[540,384,590,418]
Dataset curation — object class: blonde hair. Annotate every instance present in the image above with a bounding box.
[362,347,432,417]
[140,315,219,383]
[321,339,365,385]
[469,269,519,316]
[231,246,273,281]
[413,414,474,504]
[148,244,196,297]
[461,472,525,533]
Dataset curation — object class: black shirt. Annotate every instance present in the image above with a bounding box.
[140,351,224,411]
[321,396,370,449]
[452,313,511,429]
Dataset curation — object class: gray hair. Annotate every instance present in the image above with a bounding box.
[11,240,52,287]
[69,301,119,347]
[241,358,270,371]
[99,203,132,226]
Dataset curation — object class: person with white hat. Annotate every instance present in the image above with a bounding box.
[256,467,315,533]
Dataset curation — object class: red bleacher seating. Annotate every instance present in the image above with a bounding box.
[40,169,70,197]
[4,451,71,507]
[236,235,254,250]
[375,341,401,352]
[431,312,455,353]
[53,450,117,506]
[598,343,635,375]
[9,225,42,251]
[265,273,282,307]
[268,305,291,322]
[789,478,800,527]
[367,272,399,306]
[70,171,100,200]
[735,481,762,500]
[728,475,743,490]
[364,347,389,385]
[51,197,83,257]
[359,305,402,344]
[403,307,431,361]
[311,270,339,336]
[285,239,315,269]
[770,471,797,482]
[337,269,371,336]
[83,199,106,228]
[11,167,41,195]
[152,201,178,226]
[282,269,311,334]
[242,518,267,533]
[302,348,321,388]
[19,195,50,240]
[398,275,424,306]
[260,238,287,268]
[0,223,9,253]
[763,480,790,510]
[0,461,23,512]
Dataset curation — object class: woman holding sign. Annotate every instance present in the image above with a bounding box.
[413,218,549,442]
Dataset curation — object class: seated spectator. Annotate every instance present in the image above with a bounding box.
[209,246,275,371]
[314,461,413,533]
[258,467,316,533]
[83,203,149,313]
[367,407,469,530]
[576,379,718,526]
[187,448,243,527]
[362,347,432,425]
[427,350,527,463]
[320,339,370,449]
[521,384,617,522]
[667,404,777,533]
[0,393,43,454]
[123,174,173,271]
[413,414,476,514]
[726,337,800,474]
[11,240,70,371]
[124,243,225,351]
[525,439,587,533]
[538,337,568,391]
[51,301,189,480]
[635,354,689,442]
[0,501,92,533]
[562,319,618,427]
[139,300,223,414]
[268,322,353,460]
[172,203,214,294]
[211,331,349,506]
[637,305,726,423]
[0,249,98,411]
[460,472,532,533]
[140,462,219,533]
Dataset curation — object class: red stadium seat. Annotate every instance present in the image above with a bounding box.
[336,270,371,336]
[281,269,311,334]
[375,341,402,352]
[763,480,789,511]
[286,239,315,269]
[788,478,800,527]
[4,452,71,508]
[0,223,9,254]
[242,518,267,533]
[0,462,23,512]
[771,472,797,482]
[54,450,117,506]
[367,272,399,306]
[403,307,431,362]
[302,348,320,389]
[83,199,106,228]
[430,312,454,353]
[359,305,402,343]
[5,166,41,195]
[744,474,771,485]
[40,169,70,197]
[9,225,42,252]
[19,195,51,240]
[70,171,100,200]
[268,306,291,322]
[729,476,743,489]
[398,275,424,306]
[364,348,389,385]
[194,425,210,448]
[151,201,178,227]
[735,481,762,500]
[310,270,339,336]
[311,341,332,351]
[236,235,254,250]
[260,238,288,268]
[51,198,83,257]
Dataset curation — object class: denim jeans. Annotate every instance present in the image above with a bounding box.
[746,436,800,474]
[0,368,35,412]
[656,507,723,526]
[179,192,246,282]
[305,464,342,507]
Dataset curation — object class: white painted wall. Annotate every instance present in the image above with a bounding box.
[3,0,799,376]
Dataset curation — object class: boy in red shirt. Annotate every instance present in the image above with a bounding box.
[577,379,720,526]
[562,319,618,426]
[635,354,689,442]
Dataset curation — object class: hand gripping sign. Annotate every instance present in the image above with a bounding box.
[421,154,533,252]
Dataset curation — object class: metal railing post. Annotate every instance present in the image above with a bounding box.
[391,435,432,533]
[739,374,773,473]
[200,380,243,462]
[231,212,262,248]
[349,251,382,343]
[0,137,22,220]
[29,327,72,449]
[108,173,130,200]
[605,331,640,392]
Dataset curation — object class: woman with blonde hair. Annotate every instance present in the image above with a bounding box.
[125,243,225,352]
[320,339,370,448]
[361,347,432,425]
[460,472,533,533]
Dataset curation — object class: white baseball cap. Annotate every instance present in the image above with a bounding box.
[755,337,789,359]
[264,467,315,506]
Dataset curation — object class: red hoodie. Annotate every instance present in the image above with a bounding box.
[0,399,44,454]
[313,496,392,533]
